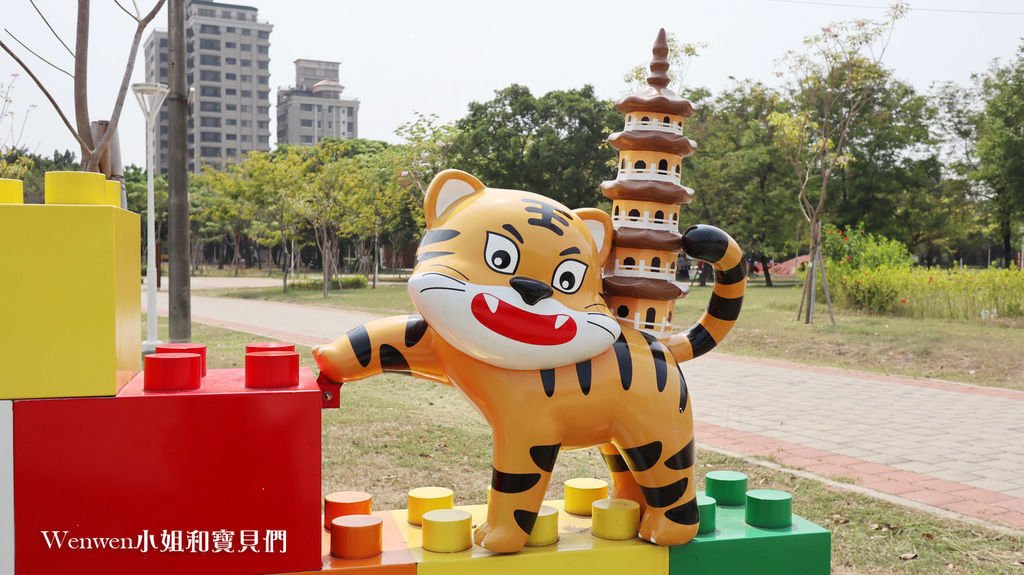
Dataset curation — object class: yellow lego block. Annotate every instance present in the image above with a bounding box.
[0,179,23,204]
[0,204,141,399]
[390,500,668,575]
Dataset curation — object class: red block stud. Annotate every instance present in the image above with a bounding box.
[245,342,296,353]
[330,514,383,559]
[144,353,202,392]
[155,343,208,376]
[245,351,300,389]
[325,491,373,529]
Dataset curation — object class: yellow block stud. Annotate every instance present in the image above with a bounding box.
[421,509,472,553]
[525,505,559,547]
[564,477,609,515]
[44,171,106,205]
[591,498,640,541]
[105,180,122,207]
[0,179,23,204]
[407,486,454,526]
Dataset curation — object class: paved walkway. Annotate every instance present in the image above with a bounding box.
[144,292,1024,532]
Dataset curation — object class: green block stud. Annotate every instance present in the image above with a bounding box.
[696,493,717,534]
[745,489,793,529]
[705,470,748,506]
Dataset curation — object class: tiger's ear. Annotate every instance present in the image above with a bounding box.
[574,208,613,264]
[424,169,486,228]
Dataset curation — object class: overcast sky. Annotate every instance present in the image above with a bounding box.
[2,0,1023,167]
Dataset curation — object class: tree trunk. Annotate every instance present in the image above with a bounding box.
[232,232,241,276]
[1001,215,1012,269]
[759,254,773,287]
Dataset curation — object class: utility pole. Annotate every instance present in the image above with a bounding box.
[167,0,191,341]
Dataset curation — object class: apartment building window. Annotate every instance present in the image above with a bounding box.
[221,10,231,17]
[258,121,269,129]
[258,60,269,70]
[241,135,251,142]
[258,75,269,85]
[199,24,220,34]
[240,27,251,34]
[301,135,313,144]
[258,91,269,100]
[225,88,236,96]
[240,90,252,98]
[201,146,219,157]
[160,53,168,62]
[200,70,220,81]
[199,39,220,50]
[200,116,221,127]
[257,46,268,55]
[200,101,221,112]
[159,67,168,77]
[240,105,251,112]
[257,105,269,114]
[159,38,167,47]
[200,86,220,97]
[160,125,168,134]
[240,74,251,82]
[241,44,251,51]
[160,111,168,120]
[258,31,269,39]
[301,119,313,128]
[241,59,251,66]
[226,26,235,32]
[226,103,237,111]
[226,118,237,126]
[300,104,313,112]
[226,148,237,156]
[225,73,236,80]
[226,133,237,140]
[226,57,236,65]
[200,132,222,143]
[258,135,269,144]
[199,54,219,65]
[198,8,214,17]
[225,42,236,49]
[347,107,354,116]
[241,120,251,127]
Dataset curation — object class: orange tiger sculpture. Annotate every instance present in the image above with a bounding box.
[314,169,746,553]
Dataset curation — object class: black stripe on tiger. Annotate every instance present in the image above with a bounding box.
[379,345,410,374]
[419,229,460,247]
[347,326,372,367]
[623,441,662,472]
[405,315,428,347]
[640,477,688,508]
[686,324,717,358]
[576,360,592,395]
[613,333,633,390]
[707,293,743,321]
[677,366,689,413]
[641,332,668,392]
[665,439,695,470]
[665,498,700,525]
[714,260,747,285]
[514,509,539,534]
[602,453,629,473]
[540,369,556,397]
[491,468,541,494]
[529,444,560,473]
[416,251,453,264]
[681,225,730,263]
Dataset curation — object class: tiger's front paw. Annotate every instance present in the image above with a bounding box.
[473,521,528,553]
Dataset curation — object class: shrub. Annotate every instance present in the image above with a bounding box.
[291,275,369,291]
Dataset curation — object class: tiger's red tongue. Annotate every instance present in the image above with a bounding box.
[471,293,576,346]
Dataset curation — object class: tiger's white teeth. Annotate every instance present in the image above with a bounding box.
[554,315,570,329]
[484,293,499,313]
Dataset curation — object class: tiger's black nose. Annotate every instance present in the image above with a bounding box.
[510,276,553,306]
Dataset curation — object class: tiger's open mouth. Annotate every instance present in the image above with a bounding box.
[471,293,577,346]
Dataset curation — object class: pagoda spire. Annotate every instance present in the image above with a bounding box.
[647,28,671,89]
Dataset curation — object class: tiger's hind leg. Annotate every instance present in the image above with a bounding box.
[599,443,646,514]
[619,436,699,546]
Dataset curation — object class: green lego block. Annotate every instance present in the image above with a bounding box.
[670,491,831,575]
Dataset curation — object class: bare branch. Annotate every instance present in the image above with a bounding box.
[75,0,95,153]
[131,0,141,17]
[28,0,74,58]
[0,38,89,150]
[4,30,73,78]
[112,0,140,21]
[88,0,168,170]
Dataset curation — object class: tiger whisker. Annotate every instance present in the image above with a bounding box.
[419,286,466,293]
[585,303,607,309]
[422,272,466,285]
[587,320,617,339]
[429,263,470,281]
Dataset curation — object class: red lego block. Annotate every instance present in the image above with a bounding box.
[13,367,322,575]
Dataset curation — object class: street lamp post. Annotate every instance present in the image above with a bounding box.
[132,82,169,352]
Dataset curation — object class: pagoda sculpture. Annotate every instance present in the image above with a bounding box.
[601,29,698,337]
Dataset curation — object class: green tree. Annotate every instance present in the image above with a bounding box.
[975,43,1024,268]
[451,84,620,208]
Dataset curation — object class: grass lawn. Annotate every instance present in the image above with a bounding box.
[152,318,1024,574]
[194,283,1024,390]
